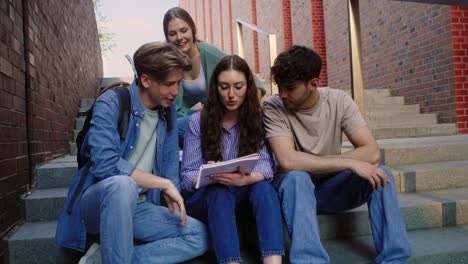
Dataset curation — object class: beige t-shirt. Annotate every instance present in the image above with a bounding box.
[263,88,366,156]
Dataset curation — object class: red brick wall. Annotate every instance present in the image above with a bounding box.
[257,0,284,93]
[282,0,292,49]
[362,1,455,124]
[324,0,351,93]
[192,1,464,126]
[0,0,102,258]
[252,0,260,73]
[451,5,468,133]
[0,2,29,259]
[311,0,328,87]
[182,1,284,93]
[291,0,312,47]
[325,1,457,124]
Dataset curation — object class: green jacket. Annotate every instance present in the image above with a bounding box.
[175,41,266,117]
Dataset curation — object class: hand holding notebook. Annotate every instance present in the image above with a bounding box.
[195,153,260,189]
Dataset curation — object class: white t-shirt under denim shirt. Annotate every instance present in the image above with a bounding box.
[128,107,159,201]
[182,61,207,104]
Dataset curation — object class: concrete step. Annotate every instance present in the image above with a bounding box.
[366,113,437,127]
[364,105,420,117]
[322,225,468,264]
[363,89,391,97]
[6,222,468,264]
[79,107,91,113]
[80,99,95,110]
[369,123,457,139]
[393,160,468,192]
[364,95,405,105]
[24,188,67,222]
[35,155,77,189]
[343,135,468,167]
[379,135,468,166]
[418,188,468,226]
[4,221,80,264]
[24,183,468,239]
[317,191,445,239]
[364,103,419,112]
[76,116,85,130]
[70,142,77,155]
[346,88,392,99]
[319,188,468,239]
[73,129,79,142]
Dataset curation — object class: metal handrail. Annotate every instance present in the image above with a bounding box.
[236,18,278,94]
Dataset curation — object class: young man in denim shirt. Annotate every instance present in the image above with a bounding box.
[56,42,208,263]
[263,45,411,264]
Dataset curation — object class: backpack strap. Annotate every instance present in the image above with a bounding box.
[164,107,173,130]
[99,81,131,95]
[112,87,131,139]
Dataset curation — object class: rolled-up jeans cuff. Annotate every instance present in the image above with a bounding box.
[262,249,285,257]
[219,256,242,264]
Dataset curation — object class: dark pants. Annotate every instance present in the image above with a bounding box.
[185,181,285,264]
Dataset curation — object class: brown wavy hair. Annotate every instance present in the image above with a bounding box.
[201,55,263,162]
[133,42,191,83]
[163,7,198,43]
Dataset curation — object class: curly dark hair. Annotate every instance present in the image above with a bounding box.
[201,55,263,162]
[271,45,322,89]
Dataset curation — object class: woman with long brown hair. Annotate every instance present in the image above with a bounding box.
[163,7,266,146]
[180,55,284,264]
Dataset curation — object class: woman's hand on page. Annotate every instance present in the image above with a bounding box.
[207,166,249,187]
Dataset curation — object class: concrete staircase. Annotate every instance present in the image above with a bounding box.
[363,89,457,139]
[4,89,468,263]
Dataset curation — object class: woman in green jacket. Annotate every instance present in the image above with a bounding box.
[163,7,265,147]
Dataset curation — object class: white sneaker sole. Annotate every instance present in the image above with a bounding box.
[78,243,101,264]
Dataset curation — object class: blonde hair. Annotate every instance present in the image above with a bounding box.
[133,42,191,83]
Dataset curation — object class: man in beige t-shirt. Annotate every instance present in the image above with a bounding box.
[264,45,411,264]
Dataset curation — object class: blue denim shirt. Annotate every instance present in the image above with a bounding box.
[55,81,180,251]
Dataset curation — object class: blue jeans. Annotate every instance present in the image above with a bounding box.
[273,166,411,264]
[80,176,208,264]
[185,181,285,264]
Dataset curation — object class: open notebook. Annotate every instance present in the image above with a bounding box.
[195,153,260,189]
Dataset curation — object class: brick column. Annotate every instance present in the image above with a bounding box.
[282,0,292,48]
[252,0,260,73]
[228,0,234,54]
[311,0,328,87]
[202,0,207,42]
[195,0,198,30]
[451,5,468,134]
[209,0,214,44]
[219,0,225,50]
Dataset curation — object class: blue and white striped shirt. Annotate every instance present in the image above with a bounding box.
[181,111,275,192]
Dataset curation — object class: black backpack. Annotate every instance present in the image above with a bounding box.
[76,81,132,170]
